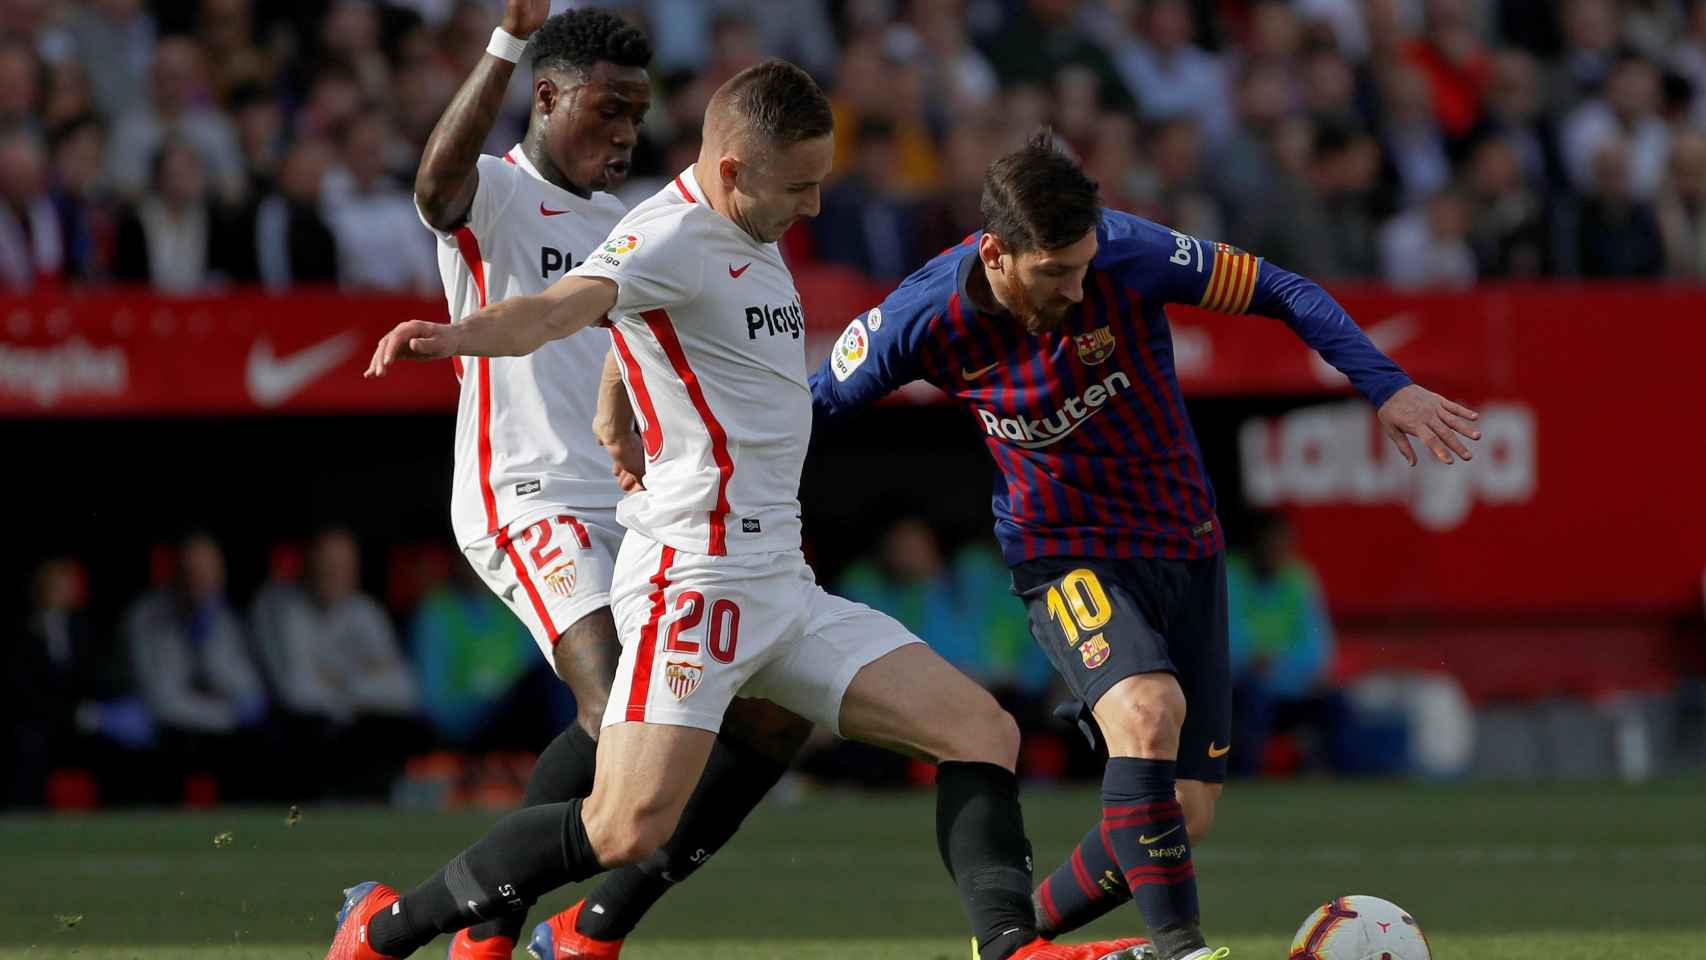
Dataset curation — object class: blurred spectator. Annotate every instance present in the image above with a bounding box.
[1213,61,1295,214]
[1657,130,1706,277]
[1227,512,1342,778]
[41,60,97,131]
[58,0,157,120]
[1673,0,1706,128]
[107,36,245,202]
[1560,140,1667,277]
[1481,49,1559,190]
[1401,0,1490,143]
[906,0,999,118]
[1549,0,1622,115]
[1376,62,1454,209]
[1150,116,1226,242]
[828,34,941,197]
[1302,48,1361,130]
[229,83,285,194]
[837,518,1050,697]
[319,0,390,105]
[1379,187,1477,289]
[123,531,269,799]
[322,109,436,292]
[252,528,419,731]
[6,558,153,808]
[47,114,119,282]
[1464,135,1551,278]
[112,138,246,292]
[0,128,63,290]
[1562,54,1670,201]
[411,554,545,747]
[1109,0,1234,143]
[984,0,1133,111]
[814,118,920,283]
[0,40,42,131]
[295,60,366,141]
[254,136,339,289]
[1308,123,1385,280]
[912,120,996,258]
[1083,112,1153,216]
[1245,0,1307,63]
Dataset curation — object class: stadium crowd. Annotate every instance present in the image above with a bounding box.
[5,0,1706,294]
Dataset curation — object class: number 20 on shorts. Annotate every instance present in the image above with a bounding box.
[1045,568,1112,648]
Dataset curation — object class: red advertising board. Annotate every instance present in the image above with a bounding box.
[4,279,1703,616]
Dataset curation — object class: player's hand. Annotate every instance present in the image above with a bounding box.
[1377,383,1481,466]
[365,320,462,377]
[501,0,549,37]
[600,430,647,492]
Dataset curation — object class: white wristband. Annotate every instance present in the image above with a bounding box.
[487,26,528,63]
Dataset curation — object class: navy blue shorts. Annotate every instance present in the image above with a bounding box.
[1012,553,1231,783]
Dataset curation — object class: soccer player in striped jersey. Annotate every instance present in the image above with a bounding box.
[808,135,1482,960]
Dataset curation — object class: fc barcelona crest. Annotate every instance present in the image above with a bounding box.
[1073,326,1116,365]
[664,659,704,701]
[543,560,577,599]
[1080,633,1110,669]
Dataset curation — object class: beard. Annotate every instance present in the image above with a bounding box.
[1001,269,1066,334]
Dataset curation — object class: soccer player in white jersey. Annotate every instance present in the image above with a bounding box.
[337,61,1151,960]
[406,7,811,959]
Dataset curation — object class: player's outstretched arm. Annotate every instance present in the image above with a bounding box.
[364,275,617,376]
[414,0,547,230]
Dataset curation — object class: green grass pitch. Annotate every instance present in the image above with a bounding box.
[3,778,1702,959]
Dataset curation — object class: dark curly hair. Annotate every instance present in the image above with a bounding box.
[529,7,652,80]
[981,132,1101,254]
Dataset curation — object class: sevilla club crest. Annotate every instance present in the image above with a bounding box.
[664,660,704,701]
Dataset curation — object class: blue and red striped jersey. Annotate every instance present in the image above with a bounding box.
[810,210,1413,567]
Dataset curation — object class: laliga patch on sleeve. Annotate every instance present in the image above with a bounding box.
[830,318,869,381]
[592,232,643,268]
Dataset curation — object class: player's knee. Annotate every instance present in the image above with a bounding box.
[1102,681,1186,754]
[950,700,1021,768]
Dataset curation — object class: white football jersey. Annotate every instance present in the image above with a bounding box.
[421,146,629,548]
[570,166,809,557]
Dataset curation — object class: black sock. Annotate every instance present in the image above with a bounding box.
[462,725,601,943]
[1033,820,1129,938]
[367,798,603,957]
[1102,757,1204,960]
[574,734,788,940]
[936,761,1037,960]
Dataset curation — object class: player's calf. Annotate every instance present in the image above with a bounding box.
[1177,780,1220,843]
[579,722,717,867]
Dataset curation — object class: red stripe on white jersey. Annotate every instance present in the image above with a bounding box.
[673,176,696,203]
[626,545,677,722]
[452,225,499,534]
[610,327,664,460]
[499,524,562,644]
[641,309,734,556]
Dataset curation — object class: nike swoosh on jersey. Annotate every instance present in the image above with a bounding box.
[729,262,752,278]
[540,202,571,216]
[246,333,357,408]
[961,362,1001,381]
[1137,824,1184,844]
[1207,741,1231,758]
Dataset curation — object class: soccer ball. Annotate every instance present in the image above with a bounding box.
[1288,895,1431,960]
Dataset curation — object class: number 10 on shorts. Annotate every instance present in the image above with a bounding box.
[1045,568,1113,648]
